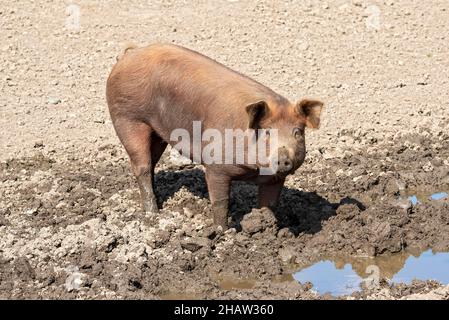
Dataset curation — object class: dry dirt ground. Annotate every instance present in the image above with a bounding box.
[1,0,449,299]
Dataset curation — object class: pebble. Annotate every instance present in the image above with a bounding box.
[278,247,297,264]
[183,207,195,218]
[47,97,61,105]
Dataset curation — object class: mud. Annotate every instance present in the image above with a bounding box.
[1,132,448,299]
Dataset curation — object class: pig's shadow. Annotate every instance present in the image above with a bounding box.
[154,168,365,235]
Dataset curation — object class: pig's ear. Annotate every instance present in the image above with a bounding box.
[296,99,324,129]
[245,101,269,129]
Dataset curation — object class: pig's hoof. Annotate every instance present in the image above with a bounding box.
[143,201,159,214]
[144,212,158,223]
[144,207,159,217]
[143,211,158,226]
[215,223,228,232]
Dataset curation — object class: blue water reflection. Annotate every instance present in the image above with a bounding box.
[293,250,449,296]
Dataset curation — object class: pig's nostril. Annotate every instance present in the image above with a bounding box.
[284,161,290,166]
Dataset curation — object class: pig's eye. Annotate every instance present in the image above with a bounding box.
[293,127,304,139]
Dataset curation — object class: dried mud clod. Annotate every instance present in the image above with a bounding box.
[240,208,277,235]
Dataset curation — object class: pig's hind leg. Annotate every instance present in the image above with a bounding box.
[114,120,165,216]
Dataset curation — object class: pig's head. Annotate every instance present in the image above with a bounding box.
[246,98,323,176]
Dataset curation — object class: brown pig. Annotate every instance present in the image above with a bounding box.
[106,43,323,229]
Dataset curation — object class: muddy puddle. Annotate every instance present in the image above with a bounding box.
[157,276,258,300]
[217,277,257,291]
[400,189,448,206]
[293,249,449,296]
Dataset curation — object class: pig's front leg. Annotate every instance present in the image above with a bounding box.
[205,168,231,230]
[258,178,285,211]
[136,172,159,214]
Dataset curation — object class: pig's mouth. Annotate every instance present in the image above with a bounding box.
[272,155,305,176]
[255,164,296,178]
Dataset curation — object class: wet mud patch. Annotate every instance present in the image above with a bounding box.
[1,158,138,229]
[0,152,55,178]
[0,133,449,299]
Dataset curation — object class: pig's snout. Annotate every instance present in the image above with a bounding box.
[273,147,293,174]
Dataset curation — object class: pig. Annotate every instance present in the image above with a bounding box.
[106,43,323,229]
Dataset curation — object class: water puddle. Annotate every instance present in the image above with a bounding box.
[400,190,448,206]
[430,192,449,201]
[212,273,257,290]
[293,249,449,296]
[159,274,260,300]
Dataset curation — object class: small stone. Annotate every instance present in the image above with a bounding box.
[422,161,434,172]
[48,97,61,105]
[65,266,85,292]
[34,140,44,148]
[277,228,294,238]
[323,151,336,160]
[278,247,297,264]
[183,207,194,218]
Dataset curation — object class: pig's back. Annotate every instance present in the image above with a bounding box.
[107,43,287,140]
